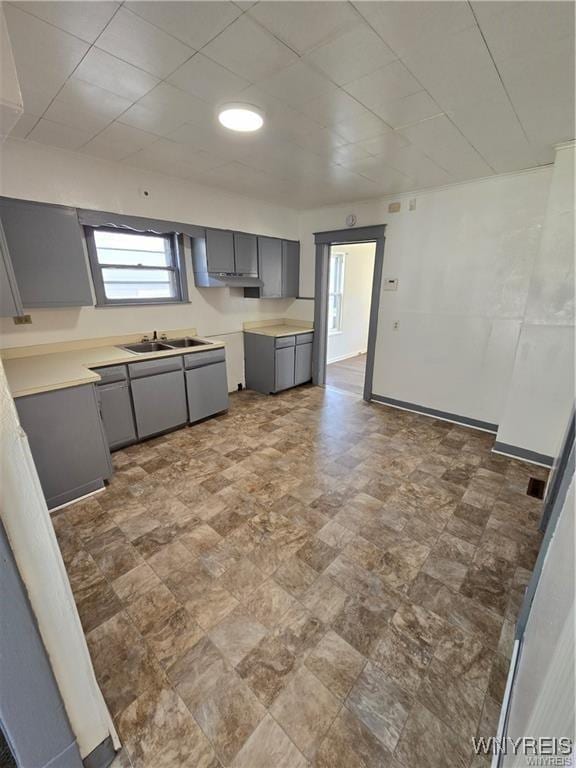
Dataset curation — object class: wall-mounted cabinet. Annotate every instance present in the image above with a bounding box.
[244,238,300,299]
[0,197,93,314]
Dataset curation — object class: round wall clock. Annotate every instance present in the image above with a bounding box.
[345,213,357,227]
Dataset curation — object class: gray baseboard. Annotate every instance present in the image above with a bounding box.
[83,737,116,768]
[492,441,554,467]
[370,394,498,433]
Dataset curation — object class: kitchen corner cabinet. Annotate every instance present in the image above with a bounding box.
[0,197,93,310]
[244,331,313,394]
[15,384,113,510]
[244,238,300,299]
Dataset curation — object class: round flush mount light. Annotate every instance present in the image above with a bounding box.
[218,103,264,132]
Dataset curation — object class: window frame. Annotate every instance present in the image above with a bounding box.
[328,251,345,335]
[85,226,189,307]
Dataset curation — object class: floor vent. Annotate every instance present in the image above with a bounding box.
[527,477,546,499]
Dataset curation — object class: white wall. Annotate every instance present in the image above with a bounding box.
[299,167,558,440]
[0,138,301,387]
[496,143,575,458]
[327,242,375,363]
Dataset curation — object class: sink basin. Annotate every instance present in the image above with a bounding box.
[164,337,212,348]
[121,342,174,354]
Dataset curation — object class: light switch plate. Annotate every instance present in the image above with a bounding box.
[388,202,401,213]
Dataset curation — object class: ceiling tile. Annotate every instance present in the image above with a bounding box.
[305,24,396,86]
[297,89,369,127]
[338,153,409,185]
[249,1,359,54]
[4,112,39,139]
[27,117,95,150]
[125,1,242,50]
[379,144,453,186]
[258,61,340,109]
[43,98,114,136]
[472,1,574,64]
[167,53,249,103]
[11,1,119,43]
[3,4,89,114]
[58,79,133,120]
[353,1,476,58]
[333,111,395,144]
[82,121,157,160]
[168,116,260,161]
[202,15,298,82]
[355,128,409,158]
[332,142,371,167]
[289,125,347,156]
[74,48,159,101]
[343,60,423,115]
[399,114,493,180]
[372,90,442,129]
[119,83,212,136]
[95,7,194,78]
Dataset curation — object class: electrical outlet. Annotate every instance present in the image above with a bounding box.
[13,314,32,325]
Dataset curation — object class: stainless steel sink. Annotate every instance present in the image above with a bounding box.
[164,338,212,348]
[121,341,174,354]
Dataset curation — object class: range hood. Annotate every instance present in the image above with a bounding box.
[194,272,264,288]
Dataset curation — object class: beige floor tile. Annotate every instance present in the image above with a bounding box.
[305,629,365,699]
[208,607,268,667]
[231,715,308,768]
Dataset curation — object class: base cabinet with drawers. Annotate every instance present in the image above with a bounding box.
[244,331,313,394]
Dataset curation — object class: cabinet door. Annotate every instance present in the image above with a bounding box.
[15,385,113,509]
[98,382,136,450]
[258,237,282,298]
[0,197,92,308]
[205,229,235,273]
[130,371,187,439]
[0,235,23,316]
[282,240,300,298]
[186,362,229,423]
[233,232,258,275]
[294,342,312,385]
[275,346,295,391]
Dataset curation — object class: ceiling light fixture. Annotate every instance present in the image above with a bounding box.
[218,103,264,132]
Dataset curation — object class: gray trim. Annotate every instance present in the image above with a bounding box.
[515,435,575,639]
[0,217,24,316]
[77,209,204,239]
[492,441,554,467]
[539,409,575,530]
[314,225,386,244]
[363,236,384,401]
[82,737,116,768]
[312,225,386,399]
[371,394,499,432]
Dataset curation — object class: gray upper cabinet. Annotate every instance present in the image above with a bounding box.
[282,240,300,298]
[0,197,92,308]
[0,221,23,317]
[258,237,283,298]
[234,232,258,275]
[205,228,235,273]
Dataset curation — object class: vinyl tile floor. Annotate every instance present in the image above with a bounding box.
[325,354,366,397]
[53,386,548,768]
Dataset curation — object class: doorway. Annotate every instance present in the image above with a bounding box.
[312,225,386,402]
[325,242,376,397]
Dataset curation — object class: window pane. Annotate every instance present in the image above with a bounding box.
[101,268,176,300]
[94,230,170,267]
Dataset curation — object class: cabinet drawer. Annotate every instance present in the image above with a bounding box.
[295,332,314,345]
[275,335,296,349]
[184,348,225,369]
[94,364,128,385]
[128,356,182,379]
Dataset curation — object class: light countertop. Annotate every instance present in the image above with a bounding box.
[2,334,224,398]
[244,324,314,338]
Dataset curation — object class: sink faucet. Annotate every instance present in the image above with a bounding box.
[152,330,158,341]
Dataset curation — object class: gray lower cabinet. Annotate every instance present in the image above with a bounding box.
[186,362,229,423]
[244,331,313,394]
[130,369,188,439]
[97,382,136,450]
[295,342,313,385]
[275,346,296,391]
[15,384,113,510]
[0,196,92,309]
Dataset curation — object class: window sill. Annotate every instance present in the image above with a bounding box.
[328,329,343,336]
[95,300,191,308]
